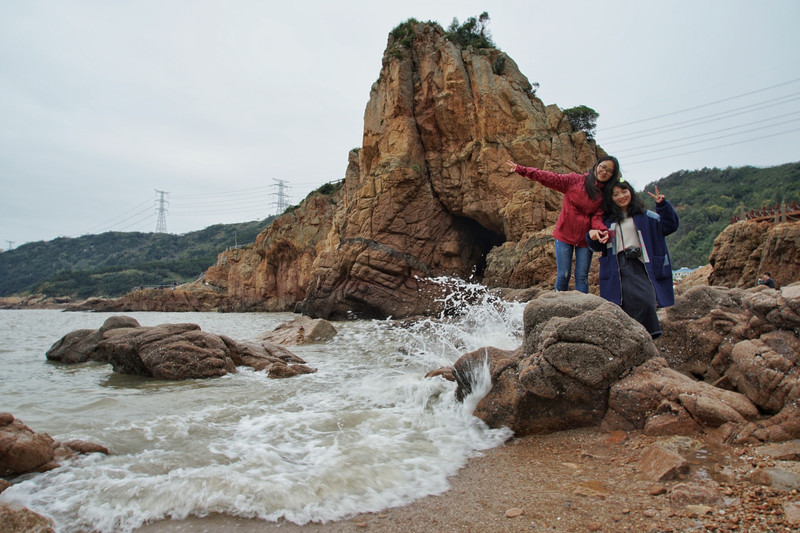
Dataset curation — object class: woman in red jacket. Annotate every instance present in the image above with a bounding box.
[505,156,620,292]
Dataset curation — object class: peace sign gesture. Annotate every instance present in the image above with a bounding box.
[647,186,665,204]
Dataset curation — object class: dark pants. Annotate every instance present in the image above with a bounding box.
[618,253,662,339]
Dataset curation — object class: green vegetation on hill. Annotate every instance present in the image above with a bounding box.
[642,162,800,268]
[0,218,274,298]
[2,164,797,299]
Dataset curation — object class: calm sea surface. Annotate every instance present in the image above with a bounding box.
[0,281,522,532]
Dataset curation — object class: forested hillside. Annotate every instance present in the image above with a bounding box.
[644,162,800,268]
[2,163,797,299]
[0,218,273,298]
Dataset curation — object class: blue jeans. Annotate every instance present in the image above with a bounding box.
[554,239,592,293]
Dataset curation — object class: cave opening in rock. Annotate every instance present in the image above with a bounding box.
[455,216,505,279]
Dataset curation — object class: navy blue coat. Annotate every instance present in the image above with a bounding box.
[586,200,680,308]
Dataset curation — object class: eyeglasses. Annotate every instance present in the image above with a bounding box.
[597,165,614,174]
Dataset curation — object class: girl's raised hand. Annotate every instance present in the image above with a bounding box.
[505,160,518,173]
[647,185,665,204]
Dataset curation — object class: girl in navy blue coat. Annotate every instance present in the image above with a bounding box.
[587,180,679,339]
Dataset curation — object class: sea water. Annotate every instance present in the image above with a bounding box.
[0,280,522,532]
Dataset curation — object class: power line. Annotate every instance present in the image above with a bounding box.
[600,92,800,143]
[624,126,800,166]
[171,185,271,200]
[611,114,800,158]
[602,77,800,130]
[81,198,154,235]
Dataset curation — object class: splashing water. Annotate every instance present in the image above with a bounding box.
[0,283,521,532]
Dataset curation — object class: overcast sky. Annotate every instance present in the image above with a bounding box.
[2,0,798,248]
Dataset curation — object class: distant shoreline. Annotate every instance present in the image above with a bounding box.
[0,295,79,310]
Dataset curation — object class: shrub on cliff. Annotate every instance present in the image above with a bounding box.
[563,105,599,139]
[445,12,495,49]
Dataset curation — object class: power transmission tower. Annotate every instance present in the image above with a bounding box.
[5,240,14,251]
[272,179,290,215]
[155,189,169,233]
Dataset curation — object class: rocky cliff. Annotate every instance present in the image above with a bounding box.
[295,21,603,318]
[709,221,800,289]
[205,189,342,312]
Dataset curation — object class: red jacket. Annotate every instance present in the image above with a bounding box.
[514,165,607,247]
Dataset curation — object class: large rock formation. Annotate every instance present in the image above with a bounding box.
[206,191,342,312]
[450,292,657,435]
[296,21,604,319]
[709,221,800,289]
[46,316,318,380]
[442,284,800,444]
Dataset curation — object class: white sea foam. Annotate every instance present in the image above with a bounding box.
[0,285,520,532]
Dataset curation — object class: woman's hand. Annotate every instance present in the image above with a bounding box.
[505,160,518,173]
[646,185,665,204]
[589,229,609,243]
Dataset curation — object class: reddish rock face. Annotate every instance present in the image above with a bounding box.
[297,22,604,319]
[710,221,800,289]
[206,190,342,312]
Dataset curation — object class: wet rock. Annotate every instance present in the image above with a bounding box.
[643,403,704,436]
[268,364,317,379]
[748,466,800,491]
[0,502,55,533]
[684,504,714,517]
[45,328,104,363]
[99,315,142,332]
[785,500,800,526]
[455,292,656,435]
[0,416,109,477]
[753,439,800,461]
[256,316,337,346]
[0,417,56,476]
[100,323,236,379]
[47,318,312,380]
[46,316,142,363]
[424,367,455,381]
[61,440,110,455]
[668,480,722,507]
[639,443,690,482]
[225,337,307,370]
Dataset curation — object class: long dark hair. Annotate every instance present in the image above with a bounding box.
[584,155,620,200]
[605,180,647,223]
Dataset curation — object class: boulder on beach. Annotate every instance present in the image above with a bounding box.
[256,315,337,346]
[0,413,108,477]
[45,315,317,380]
[451,292,657,435]
[440,283,800,444]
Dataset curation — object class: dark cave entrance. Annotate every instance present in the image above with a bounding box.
[454,215,505,279]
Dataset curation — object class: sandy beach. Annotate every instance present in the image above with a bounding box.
[137,427,798,532]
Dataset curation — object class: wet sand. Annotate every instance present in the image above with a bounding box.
[132,427,759,532]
